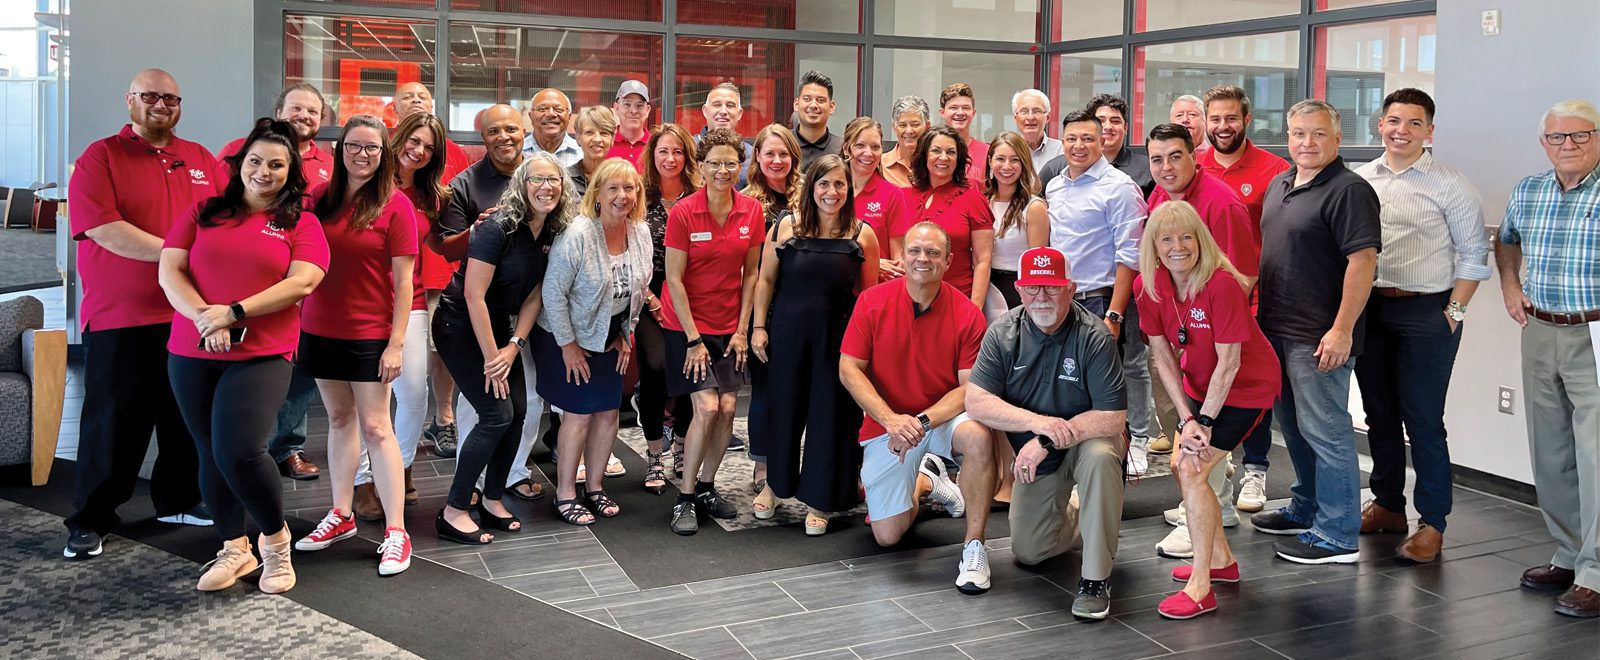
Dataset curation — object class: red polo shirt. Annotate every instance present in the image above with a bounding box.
[855,173,910,245]
[216,138,334,188]
[164,205,329,361]
[442,137,471,183]
[909,182,995,297]
[966,138,989,188]
[660,188,765,335]
[70,125,220,332]
[416,140,468,292]
[1147,170,1260,276]
[1196,139,1289,243]
[606,129,650,173]
[301,185,419,340]
[1136,270,1278,409]
[841,280,987,443]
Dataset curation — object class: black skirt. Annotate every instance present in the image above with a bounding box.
[298,332,388,382]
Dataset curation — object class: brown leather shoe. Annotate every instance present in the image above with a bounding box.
[277,452,320,481]
[403,467,419,506]
[1397,523,1442,563]
[352,482,383,522]
[1556,585,1600,618]
[1360,501,1407,534]
[1522,564,1577,591]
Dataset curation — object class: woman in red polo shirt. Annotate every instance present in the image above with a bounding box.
[637,123,700,493]
[909,126,995,309]
[840,116,909,282]
[661,128,764,536]
[291,115,418,577]
[984,131,1050,308]
[1136,201,1280,621]
[160,119,328,594]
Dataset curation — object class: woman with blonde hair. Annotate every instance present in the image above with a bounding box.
[983,131,1050,308]
[569,106,618,195]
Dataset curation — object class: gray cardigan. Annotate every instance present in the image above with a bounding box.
[538,215,653,351]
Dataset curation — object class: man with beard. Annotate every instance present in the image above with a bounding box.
[966,246,1127,620]
[522,88,581,167]
[395,81,470,180]
[1012,89,1062,166]
[1086,94,1153,197]
[63,68,217,560]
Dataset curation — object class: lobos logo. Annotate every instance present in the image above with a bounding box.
[1059,356,1080,382]
[1240,183,1254,196]
[738,224,751,237]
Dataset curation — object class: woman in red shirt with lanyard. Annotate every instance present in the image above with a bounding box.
[661,128,764,536]
[1136,201,1280,620]
[908,126,995,309]
[160,119,329,594]
[840,116,910,282]
[291,115,418,576]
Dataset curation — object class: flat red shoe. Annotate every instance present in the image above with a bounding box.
[1171,561,1240,583]
[1158,590,1218,620]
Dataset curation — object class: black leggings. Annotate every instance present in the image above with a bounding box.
[168,355,293,541]
[434,311,527,509]
[634,304,670,443]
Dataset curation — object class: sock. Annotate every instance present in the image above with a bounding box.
[677,492,696,503]
[695,480,714,495]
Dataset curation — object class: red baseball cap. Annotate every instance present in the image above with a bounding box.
[1016,247,1072,287]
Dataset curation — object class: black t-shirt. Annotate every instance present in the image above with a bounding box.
[437,212,555,323]
[969,304,1127,477]
[1257,157,1382,350]
[1109,145,1155,199]
[439,156,513,238]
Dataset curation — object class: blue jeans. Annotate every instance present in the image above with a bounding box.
[1271,336,1360,550]
[1353,293,1461,531]
[267,365,318,463]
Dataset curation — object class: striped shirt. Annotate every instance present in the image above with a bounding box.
[1498,165,1600,312]
[1354,152,1491,292]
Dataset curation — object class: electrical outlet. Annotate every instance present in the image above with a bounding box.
[1498,386,1515,415]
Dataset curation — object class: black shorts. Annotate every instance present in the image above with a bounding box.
[298,332,388,382]
[1186,397,1269,452]
[664,330,748,398]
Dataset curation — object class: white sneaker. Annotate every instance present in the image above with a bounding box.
[1126,435,1151,477]
[1165,503,1186,527]
[956,539,991,594]
[1157,524,1194,559]
[1237,467,1268,512]
[920,456,965,518]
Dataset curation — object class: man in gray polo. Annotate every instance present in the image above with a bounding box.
[967,246,1127,620]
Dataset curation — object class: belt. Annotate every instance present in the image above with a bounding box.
[1074,286,1113,301]
[1372,287,1434,299]
[1530,307,1600,326]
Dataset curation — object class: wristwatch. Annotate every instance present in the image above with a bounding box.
[509,336,527,349]
[229,301,247,321]
[1195,414,1216,428]
[916,413,933,434]
[1446,300,1467,323]
[1104,309,1125,324]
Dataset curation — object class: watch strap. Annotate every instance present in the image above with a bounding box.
[229,301,246,321]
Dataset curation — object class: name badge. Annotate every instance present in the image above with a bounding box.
[689,232,713,242]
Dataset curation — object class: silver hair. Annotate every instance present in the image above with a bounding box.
[495,151,575,233]
[1011,88,1051,115]
[890,95,931,122]
[1287,99,1342,128]
[1173,94,1203,110]
[1540,99,1600,137]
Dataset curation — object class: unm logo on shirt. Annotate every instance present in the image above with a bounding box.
[738,224,751,237]
[1189,307,1207,323]
[866,201,882,213]
[1240,183,1254,196]
[260,226,286,241]
[1059,356,1080,383]
[188,168,209,185]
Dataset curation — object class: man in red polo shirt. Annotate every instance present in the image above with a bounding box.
[1197,85,1291,243]
[63,68,217,559]
[841,221,1000,595]
[607,79,651,172]
[939,82,988,188]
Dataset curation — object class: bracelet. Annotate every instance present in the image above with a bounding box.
[685,336,703,348]
[752,326,766,330]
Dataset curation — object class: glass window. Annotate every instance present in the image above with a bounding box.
[874,0,1039,42]
[673,39,858,139]
[446,23,663,136]
[1320,0,1411,9]
[1051,0,1123,42]
[675,0,860,32]
[872,48,1036,146]
[1137,0,1298,33]
[1317,16,1437,146]
[285,14,436,129]
[1053,49,1122,118]
[296,0,437,7]
[451,0,663,22]
[1137,31,1301,146]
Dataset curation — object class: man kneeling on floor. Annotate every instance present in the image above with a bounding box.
[840,221,1001,595]
[966,247,1129,620]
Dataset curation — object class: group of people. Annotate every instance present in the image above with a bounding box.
[60,65,1600,622]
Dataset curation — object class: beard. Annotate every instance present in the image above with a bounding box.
[1025,304,1060,329]
[1208,131,1244,155]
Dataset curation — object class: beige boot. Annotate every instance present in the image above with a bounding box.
[196,536,259,592]
[257,525,297,594]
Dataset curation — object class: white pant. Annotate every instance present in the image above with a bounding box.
[355,308,429,486]
[458,338,545,489]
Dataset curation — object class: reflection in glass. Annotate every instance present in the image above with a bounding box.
[285,14,436,128]
[1054,50,1122,116]
[1138,0,1298,32]
[875,0,1039,42]
[1138,32,1300,146]
[1318,16,1436,146]
[674,39,858,138]
[872,48,1036,146]
[675,0,859,32]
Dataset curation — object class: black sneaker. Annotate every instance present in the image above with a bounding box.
[696,488,738,520]
[1072,578,1112,620]
[64,530,103,560]
[671,500,699,536]
[156,504,215,527]
[726,433,747,452]
[429,421,459,458]
[1251,509,1312,536]
[1274,533,1359,565]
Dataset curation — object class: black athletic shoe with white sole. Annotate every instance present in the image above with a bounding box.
[1274,534,1360,565]
[64,530,103,560]
[1251,509,1312,536]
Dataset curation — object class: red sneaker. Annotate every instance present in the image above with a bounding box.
[377,527,412,576]
[1171,561,1240,583]
[294,508,356,551]
[1158,590,1218,620]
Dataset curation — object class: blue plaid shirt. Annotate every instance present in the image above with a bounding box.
[1499,165,1600,312]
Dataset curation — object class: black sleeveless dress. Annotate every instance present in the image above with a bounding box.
[764,222,867,512]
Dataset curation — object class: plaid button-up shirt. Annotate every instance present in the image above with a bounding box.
[1499,165,1600,312]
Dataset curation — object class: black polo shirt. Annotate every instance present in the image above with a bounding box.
[1109,145,1155,199]
[1257,156,1382,351]
[969,303,1127,477]
[796,125,843,170]
[439,155,514,238]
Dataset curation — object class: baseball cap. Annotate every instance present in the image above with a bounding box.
[616,80,650,103]
[1015,247,1072,287]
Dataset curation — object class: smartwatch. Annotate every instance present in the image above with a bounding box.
[1195,414,1216,428]
[1104,309,1125,324]
[916,413,933,434]
[229,301,247,322]
[509,336,528,349]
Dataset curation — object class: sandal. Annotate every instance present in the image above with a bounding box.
[644,451,668,495]
[435,510,493,545]
[584,490,621,518]
[605,454,627,478]
[805,510,829,537]
[475,499,522,532]
[575,461,587,484]
[555,498,595,526]
[668,439,685,478]
[750,478,768,496]
[753,484,778,521]
[508,479,545,501]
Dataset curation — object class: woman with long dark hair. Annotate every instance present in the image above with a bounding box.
[984,131,1050,308]
[636,123,699,493]
[910,126,995,309]
[290,115,418,576]
[750,155,878,534]
[160,118,328,593]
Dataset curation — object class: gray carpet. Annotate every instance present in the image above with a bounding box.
[0,227,59,292]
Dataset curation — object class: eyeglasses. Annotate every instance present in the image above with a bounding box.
[1545,130,1597,146]
[342,143,383,156]
[1015,108,1049,116]
[133,91,182,107]
[532,104,568,115]
[1021,285,1064,296]
[527,175,562,188]
[703,161,742,171]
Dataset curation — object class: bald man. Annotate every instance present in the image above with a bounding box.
[522,88,581,167]
[64,69,217,559]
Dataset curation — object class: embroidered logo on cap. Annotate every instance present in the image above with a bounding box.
[1032,254,1052,268]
